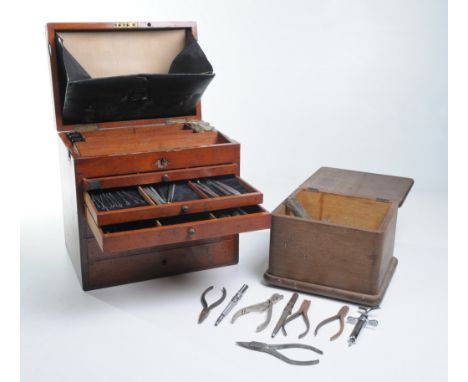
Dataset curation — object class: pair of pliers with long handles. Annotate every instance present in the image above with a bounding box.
[236,341,323,366]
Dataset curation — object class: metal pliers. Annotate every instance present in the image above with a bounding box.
[314,305,350,341]
[231,293,283,332]
[198,286,227,324]
[236,341,323,366]
[281,299,311,339]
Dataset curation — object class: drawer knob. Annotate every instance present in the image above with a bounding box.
[188,227,196,235]
[156,158,169,169]
[181,205,189,214]
[162,174,170,182]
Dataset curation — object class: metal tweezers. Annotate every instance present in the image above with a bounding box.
[236,341,323,366]
[231,293,283,332]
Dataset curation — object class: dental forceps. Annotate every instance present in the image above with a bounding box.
[231,293,283,332]
[314,305,349,341]
[281,299,311,339]
[198,286,227,324]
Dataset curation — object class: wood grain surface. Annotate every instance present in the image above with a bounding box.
[266,167,413,306]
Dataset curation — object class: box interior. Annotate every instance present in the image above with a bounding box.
[101,205,264,233]
[63,124,230,157]
[89,175,250,211]
[286,190,391,230]
[57,30,187,78]
[54,28,214,125]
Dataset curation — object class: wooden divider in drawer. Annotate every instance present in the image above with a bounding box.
[84,169,262,226]
[86,205,271,253]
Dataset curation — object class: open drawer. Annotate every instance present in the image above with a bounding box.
[86,205,271,253]
[83,164,263,226]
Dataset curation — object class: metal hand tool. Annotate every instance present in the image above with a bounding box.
[271,292,298,338]
[116,191,132,207]
[91,189,147,210]
[207,180,241,196]
[195,180,219,198]
[214,284,248,326]
[198,286,227,324]
[314,305,349,341]
[231,293,283,332]
[168,184,176,202]
[347,306,379,346]
[285,197,310,218]
[217,180,241,195]
[205,180,230,195]
[282,299,311,339]
[236,341,323,366]
[143,185,166,204]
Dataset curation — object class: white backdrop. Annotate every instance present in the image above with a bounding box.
[18,1,447,381]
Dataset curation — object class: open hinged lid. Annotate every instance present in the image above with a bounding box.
[303,167,414,207]
[47,22,214,132]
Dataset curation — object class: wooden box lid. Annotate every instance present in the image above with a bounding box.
[47,22,213,132]
[303,167,414,207]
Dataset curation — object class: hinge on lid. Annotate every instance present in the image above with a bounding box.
[376,198,390,203]
[165,118,188,125]
[165,119,215,133]
[66,131,85,144]
[307,187,320,192]
[184,120,215,132]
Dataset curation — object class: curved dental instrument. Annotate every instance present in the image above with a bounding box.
[198,286,227,324]
[314,305,349,341]
[231,293,283,332]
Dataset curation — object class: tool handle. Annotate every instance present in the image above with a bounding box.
[348,318,366,345]
[215,284,248,326]
[232,284,249,303]
[273,343,323,355]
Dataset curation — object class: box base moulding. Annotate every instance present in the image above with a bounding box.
[263,256,398,307]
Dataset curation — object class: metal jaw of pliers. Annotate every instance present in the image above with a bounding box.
[198,286,227,324]
[231,293,283,332]
[314,305,350,341]
[281,299,311,339]
[236,341,323,366]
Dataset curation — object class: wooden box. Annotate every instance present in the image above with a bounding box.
[47,22,270,290]
[264,167,413,306]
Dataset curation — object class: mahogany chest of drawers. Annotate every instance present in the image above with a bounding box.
[47,22,270,290]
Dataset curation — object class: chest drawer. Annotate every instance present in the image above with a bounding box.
[74,138,240,178]
[86,205,270,254]
[86,236,239,289]
[83,165,263,226]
